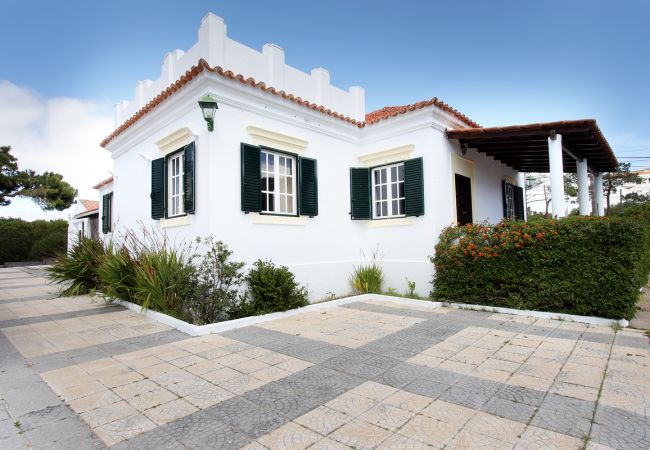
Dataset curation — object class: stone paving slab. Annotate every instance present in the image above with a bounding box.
[1,267,649,449]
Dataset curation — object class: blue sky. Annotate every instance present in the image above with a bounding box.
[0,0,649,218]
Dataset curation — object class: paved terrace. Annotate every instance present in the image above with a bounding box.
[0,267,648,449]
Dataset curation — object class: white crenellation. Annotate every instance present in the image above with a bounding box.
[114,12,366,127]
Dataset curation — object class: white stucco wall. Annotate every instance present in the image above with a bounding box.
[104,72,517,300]
[115,14,365,125]
[101,13,519,301]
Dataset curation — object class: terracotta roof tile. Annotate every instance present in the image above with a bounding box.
[365,100,480,128]
[79,199,99,212]
[92,176,114,189]
[100,59,478,147]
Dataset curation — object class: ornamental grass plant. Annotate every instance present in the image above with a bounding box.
[349,249,385,294]
[48,237,107,296]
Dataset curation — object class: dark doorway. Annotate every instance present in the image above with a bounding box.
[455,174,473,225]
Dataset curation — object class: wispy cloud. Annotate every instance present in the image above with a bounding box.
[0,81,113,220]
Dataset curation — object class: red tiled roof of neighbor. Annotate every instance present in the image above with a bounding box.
[79,199,99,212]
[93,176,113,189]
[100,59,478,148]
[365,100,480,128]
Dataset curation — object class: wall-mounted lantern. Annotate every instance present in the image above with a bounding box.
[198,94,219,131]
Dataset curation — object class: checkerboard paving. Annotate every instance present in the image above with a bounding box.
[1,267,648,449]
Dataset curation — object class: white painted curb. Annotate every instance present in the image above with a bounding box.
[114,295,443,337]
[113,294,627,337]
[445,302,629,328]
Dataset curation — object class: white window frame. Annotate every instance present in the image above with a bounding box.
[260,149,297,216]
[167,150,185,218]
[372,162,406,219]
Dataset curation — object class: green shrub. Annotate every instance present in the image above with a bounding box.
[349,252,384,294]
[432,216,647,320]
[183,238,246,325]
[48,237,106,296]
[0,218,67,263]
[98,244,139,303]
[235,260,309,317]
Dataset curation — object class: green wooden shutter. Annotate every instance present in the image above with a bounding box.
[298,157,318,217]
[350,167,371,220]
[183,142,196,214]
[101,193,111,234]
[241,143,261,213]
[514,185,525,220]
[502,180,508,218]
[151,157,165,219]
[404,157,424,217]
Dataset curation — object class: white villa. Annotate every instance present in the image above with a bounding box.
[95,13,618,300]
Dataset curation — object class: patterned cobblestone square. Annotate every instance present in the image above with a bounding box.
[0,267,648,449]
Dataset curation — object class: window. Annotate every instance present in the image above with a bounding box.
[502,180,525,220]
[102,192,113,234]
[260,149,297,215]
[350,157,423,220]
[241,143,318,217]
[151,142,195,220]
[167,150,185,217]
[372,163,405,218]
[503,181,515,219]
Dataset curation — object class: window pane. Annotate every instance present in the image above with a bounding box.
[280,195,286,212]
[375,186,380,200]
[391,184,397,198]
[268,193,274,211]
[374,170,380,184]
[392,200,398,215]
[381,169,387,184]
[262,193,267,211]
[286,159,292,176]
[279,176,286,194]
[398,164,404,180]
[399,182,405,198]
[375,202,381,216]
[391,166,397,181]
[382,201,388,217]
[399,198,405,214]
[287,196,293,214]
[269,175,275,192]
[381,185,387,199]
[287,179,293,195]
[268,154,274,173]
[260,152,267,172]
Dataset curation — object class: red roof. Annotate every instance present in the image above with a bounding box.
[366,100,480,128]
[100,59,478,148]
[79,199,99,212]
[93,176,113,189]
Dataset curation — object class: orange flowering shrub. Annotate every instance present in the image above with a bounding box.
[432,216,646,320]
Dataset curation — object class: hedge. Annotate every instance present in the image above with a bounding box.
[0,218,68,264]
[431,216,649,320]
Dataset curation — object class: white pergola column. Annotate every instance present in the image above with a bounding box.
[548,133,566,217]
[517,172,528,220]
[594,173,605,216]
[576,158,591,215]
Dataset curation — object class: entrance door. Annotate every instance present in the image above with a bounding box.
[455,174,473,225]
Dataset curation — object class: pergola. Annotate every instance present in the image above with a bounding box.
[447,119,618,217]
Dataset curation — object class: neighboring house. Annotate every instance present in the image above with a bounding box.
[527,168,649,214]
[96,13,617,300]
[67,199,99,249]
[616,168,650,203]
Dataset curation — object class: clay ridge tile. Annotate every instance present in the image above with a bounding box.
[92,176,114,189]
[365,99,480,128]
